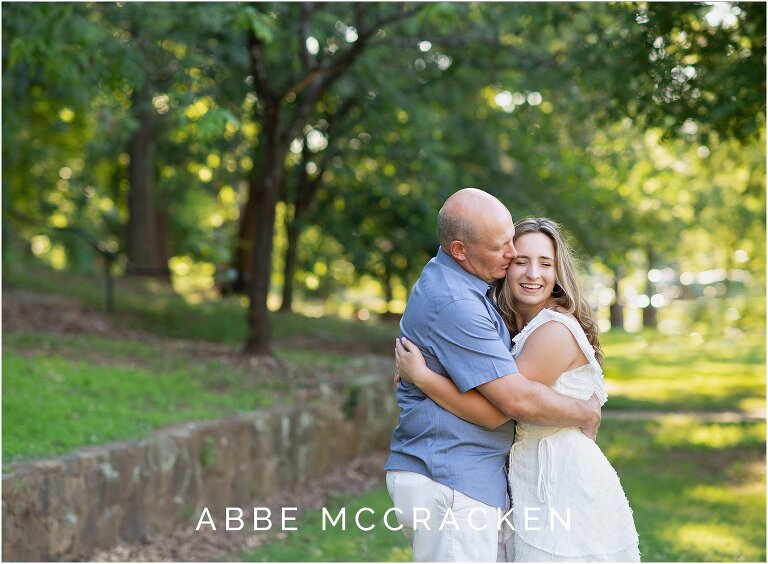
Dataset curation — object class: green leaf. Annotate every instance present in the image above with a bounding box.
[244,6,273,44]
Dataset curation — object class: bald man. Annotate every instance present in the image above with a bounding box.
[384,188,601,562]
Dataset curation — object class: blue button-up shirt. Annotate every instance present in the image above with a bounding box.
[385,248,519,508]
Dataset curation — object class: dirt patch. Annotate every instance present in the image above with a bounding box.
[90,451,391,562]
[3,289,139,338]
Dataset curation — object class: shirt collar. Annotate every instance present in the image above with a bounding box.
[435,247,496,295]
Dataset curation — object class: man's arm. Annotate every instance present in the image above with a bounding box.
[476,377,601,439]
[424,300,601,438]
[476,319,600,437]
[397,327,600,437]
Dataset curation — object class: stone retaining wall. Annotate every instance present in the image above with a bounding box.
[2,375,398,561]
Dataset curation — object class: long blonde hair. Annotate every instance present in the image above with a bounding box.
[495,217,604,365]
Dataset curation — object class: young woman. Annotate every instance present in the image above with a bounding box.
[395,217,640,562]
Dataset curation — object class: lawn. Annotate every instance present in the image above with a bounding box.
[2,335,273,464]
[3,258,397,464]
[600,416,765,562]
[239,332,766,562]
[601,331,765,413]
[1,331,385,464]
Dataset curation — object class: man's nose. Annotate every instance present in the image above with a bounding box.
[504,243,517,259]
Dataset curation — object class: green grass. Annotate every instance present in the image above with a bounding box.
[601,331,765,413]
[600,417,766,562]
[2,338,275,464]
[244,418,766,562]
[1,330,388,464]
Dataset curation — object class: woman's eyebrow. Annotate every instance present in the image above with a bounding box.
[514,254,555,261]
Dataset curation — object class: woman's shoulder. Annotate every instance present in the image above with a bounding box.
[529,308,590,348]
[545,306,581,325]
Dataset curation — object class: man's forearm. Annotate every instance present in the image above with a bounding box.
[492,376,597,428]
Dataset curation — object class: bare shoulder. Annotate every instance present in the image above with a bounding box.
[549,306,580,323]
[525,319,580,352]
[516,319,585,382]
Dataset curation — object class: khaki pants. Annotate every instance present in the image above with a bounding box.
[386,470,512,562]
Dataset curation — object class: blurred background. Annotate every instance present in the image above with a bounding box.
[2,2,765,562]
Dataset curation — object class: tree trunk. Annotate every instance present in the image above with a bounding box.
[126,81,170,278]
[382,256,394,312]
[243,110,286,354]
[642,245,658,329]
[279,210,300,313]
[236,5,422,352]
[609,269,624,330]
[279,152,324,312]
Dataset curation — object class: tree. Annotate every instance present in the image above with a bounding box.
[234,2,425,353]
[2,3,133,269]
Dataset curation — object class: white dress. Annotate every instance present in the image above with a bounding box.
[506,309,640,562]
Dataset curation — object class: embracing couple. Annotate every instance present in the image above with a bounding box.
[385,188,640,562]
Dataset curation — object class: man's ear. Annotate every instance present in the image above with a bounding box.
[448,240,467,262]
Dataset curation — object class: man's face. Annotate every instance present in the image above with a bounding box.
[462,217,517,284]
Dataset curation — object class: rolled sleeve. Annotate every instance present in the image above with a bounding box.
[431,299,519,392]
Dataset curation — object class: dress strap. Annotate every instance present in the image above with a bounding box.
[514,309,597,365]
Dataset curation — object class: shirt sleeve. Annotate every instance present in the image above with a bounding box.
[430,298,519,393]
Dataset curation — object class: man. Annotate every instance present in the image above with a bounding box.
[385,188,601,561]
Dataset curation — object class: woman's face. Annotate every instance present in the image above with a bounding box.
[505,232,557,308]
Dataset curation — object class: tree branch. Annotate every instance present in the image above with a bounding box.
[282,3,425,104]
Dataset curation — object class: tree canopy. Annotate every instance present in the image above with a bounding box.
[3,1,765,351]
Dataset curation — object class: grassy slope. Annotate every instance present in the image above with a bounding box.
[3,258,397,464]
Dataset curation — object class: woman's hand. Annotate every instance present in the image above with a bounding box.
[394,337,430,387]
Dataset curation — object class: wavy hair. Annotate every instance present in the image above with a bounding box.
[495,217,604,365]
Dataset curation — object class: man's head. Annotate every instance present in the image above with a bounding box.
[438,188,517,284]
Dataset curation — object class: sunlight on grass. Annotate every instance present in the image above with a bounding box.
[660,523,758,562]
[4,256,397,347]
[597,418,766,562]
[601,332,765,412]
[653,418,766,449]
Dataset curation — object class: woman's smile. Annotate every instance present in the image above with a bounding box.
[519,283,544,293]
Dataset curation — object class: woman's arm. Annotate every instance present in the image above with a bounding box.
[513,321,589,387]
[396,338,510,429]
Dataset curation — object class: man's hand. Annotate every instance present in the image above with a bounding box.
[580,394,601,441]
[393,340,402,386]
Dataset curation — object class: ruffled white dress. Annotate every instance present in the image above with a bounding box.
[506,309,640,562]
